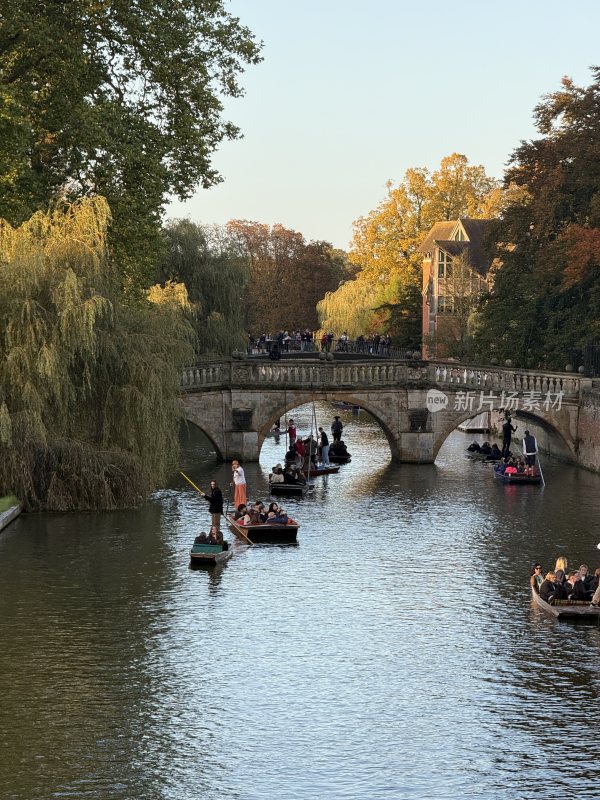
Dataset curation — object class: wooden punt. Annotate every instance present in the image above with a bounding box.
[531,588,600,620]
[494,468,542,485]
[467,450,501,462]
[189,541,233,566]
[226,514,299,544]
[329,453,352,464]
[270,482,309,497]
[303,463,341,477]
[331,401,361,412]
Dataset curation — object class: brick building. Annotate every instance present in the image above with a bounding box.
[419,217,494,358]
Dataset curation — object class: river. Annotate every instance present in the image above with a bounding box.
[1,401,599,800]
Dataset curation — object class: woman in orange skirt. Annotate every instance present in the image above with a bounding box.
[231,459,247,507]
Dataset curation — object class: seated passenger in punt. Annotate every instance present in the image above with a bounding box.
[207,525,224,545]
[479,441,492,455]
[467,441,481,452]
[268,508,289,524]
[267,502,280,516]
[294,437,306,465]
[330,439,350,458]
[486,443,502,460]
[269,464,285,484]
[194,531,208,543]
[233,503,248,520]
[249,501,267,523]
[283,465,305,485]
[530,564,544,592]
[566,571,590,600]
[539,571,568,603]
[554,556,568,584]
[285,444,297,464]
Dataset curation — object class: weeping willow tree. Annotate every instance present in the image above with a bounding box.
[317,279,378,337]
[158,219,249,355]
[0,197,194,511]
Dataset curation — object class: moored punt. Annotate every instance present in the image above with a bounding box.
[189,542,232,566]
[270,482,309,497]
[494,469,542,485]
[531,588,600,620]
[227,514,299,544]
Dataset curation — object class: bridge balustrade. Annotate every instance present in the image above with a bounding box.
[181,358,588,399]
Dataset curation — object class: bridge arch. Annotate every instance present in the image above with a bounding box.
[432,408,577,462]
[256,391,400,460]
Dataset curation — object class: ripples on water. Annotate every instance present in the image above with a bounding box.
[1,402,600,799]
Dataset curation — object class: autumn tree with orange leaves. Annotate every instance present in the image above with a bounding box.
[476,69,600,370]
[318,153,507,346]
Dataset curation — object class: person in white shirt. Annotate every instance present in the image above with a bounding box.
[231,459,247,506]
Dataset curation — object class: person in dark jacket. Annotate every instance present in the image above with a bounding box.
[205,480,224,528]
[501,415,517,458]
[331,416,343,443]
[539,572,568,603]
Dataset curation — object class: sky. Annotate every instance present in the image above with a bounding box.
[167,0,600,250]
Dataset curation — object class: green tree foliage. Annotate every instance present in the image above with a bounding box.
[476,70,600,369]
[0,1,262,286]
[0,198,194,511]
[226,220,350,333]
[158,219,249,355]
[318,154,505,347]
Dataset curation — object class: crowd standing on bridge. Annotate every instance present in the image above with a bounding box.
[247,331,393,356]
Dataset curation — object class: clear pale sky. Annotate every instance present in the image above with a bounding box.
[167,0,600,249]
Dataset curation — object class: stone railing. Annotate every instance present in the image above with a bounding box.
[430,362,590,398]
[180,358,590,399]
[180,359,430,390]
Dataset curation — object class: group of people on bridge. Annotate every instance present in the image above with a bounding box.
[247,330,394,358]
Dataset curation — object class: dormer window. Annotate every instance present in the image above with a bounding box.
[454,228,465,241]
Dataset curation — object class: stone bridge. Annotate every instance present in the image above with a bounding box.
[180,358,595,465]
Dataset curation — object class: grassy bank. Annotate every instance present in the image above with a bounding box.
[0,495,19,513]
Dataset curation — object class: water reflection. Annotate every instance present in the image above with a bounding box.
[1,403,600,799]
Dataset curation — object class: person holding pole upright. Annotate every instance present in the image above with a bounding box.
[231,460,247,507]
[522,430,538,476]
[204,480,224,529]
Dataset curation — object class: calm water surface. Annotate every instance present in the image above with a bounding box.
[1,402,600,800]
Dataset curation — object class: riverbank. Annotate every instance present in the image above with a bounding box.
[0,497,22,532]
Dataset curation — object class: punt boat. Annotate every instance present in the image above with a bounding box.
[303,462,341,477]
[531,587,600,620]
[189,541,233,566]
[494,468,542,485]
[329,453,352,464]
[270,482,310,497]
[226,514,299,544]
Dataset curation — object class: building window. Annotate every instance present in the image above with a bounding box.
[454,228,465,241]
[437,295,455,314]
[438,251,452,278]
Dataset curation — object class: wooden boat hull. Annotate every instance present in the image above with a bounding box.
[226,515,299,543]
[329,454,351,464]
[531,587,600,620]
[303,462,341,477]
[270,482,307,496]
[331,401,361,411]
[190,543,232,566]
[494,470,542,485]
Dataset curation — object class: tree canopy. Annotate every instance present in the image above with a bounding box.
[318,154,505,345]
[0,198,194,510]
[226,220,351,333]
[475,69,600,369]
[158,219,249,355]
[0,1,262,285]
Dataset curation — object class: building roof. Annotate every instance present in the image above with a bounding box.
[418,221,456,254]
[419,218,494,277]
